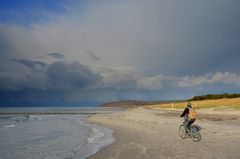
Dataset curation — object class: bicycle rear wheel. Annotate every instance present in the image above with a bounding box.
[179,124,187,139]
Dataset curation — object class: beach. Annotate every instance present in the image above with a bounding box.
[88,107,240,159]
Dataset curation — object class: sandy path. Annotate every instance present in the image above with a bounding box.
[87,108,240,159]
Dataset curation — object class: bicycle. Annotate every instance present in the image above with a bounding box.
[179,121,201,142]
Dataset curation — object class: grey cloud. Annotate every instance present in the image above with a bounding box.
[10,58,47,69]
[0,72,26,91]
[137,75,164,91]
[86,50,101,61]
[0,58,104,105]
[100,67,240,92]
[1,60,240,105]
[100,66,139,90]
[1,60,101,91]
[47,52,65,59]
[178,72,240,87]
[0,24,42,59]
[0,70,48,92]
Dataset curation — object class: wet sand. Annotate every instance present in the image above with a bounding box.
[87,108,240,159]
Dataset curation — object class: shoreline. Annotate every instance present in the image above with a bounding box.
[0,113,115,159]
[0,115,114,159]
[87,108,240,159]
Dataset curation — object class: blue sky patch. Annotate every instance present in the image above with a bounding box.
[0,0,87,25]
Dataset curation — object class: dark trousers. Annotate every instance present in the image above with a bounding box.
[184,116,195,131]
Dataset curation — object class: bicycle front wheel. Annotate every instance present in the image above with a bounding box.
[179,124,187,139]
[191,126,201,142]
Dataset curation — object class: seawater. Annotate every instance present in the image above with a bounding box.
[0,113,115,159]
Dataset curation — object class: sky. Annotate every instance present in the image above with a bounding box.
[0,0,240,106]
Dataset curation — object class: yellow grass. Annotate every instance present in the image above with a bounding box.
[145,98,240,110]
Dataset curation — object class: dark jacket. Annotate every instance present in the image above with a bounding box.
[180,107,189,117]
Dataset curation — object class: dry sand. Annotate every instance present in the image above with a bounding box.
[87,108,240,159]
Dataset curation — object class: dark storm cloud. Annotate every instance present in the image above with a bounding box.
[0,60,102,106]
[0,60,101,91]
[46,61,101,90]
[47,52,65,59]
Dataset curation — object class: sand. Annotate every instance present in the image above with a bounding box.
[87,108,240,159]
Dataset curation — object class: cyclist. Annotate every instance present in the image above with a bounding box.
[180,103,196,132]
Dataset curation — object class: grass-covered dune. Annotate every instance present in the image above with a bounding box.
[145,97,240,110]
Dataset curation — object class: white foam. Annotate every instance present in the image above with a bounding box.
[5,124,15,128]
[87,128,104,143]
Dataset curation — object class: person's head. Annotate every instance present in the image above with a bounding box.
[187,103,192,108]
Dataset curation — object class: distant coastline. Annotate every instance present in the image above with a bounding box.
[99,100,185,108]
[0,107,123,115]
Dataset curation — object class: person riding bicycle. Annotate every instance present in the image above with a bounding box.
[180,103,197,132]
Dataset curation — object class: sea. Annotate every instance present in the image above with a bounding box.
[0,107,121,159]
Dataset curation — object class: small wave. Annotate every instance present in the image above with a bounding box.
[5,124,15,128]
[67,128,103,159]
[29,116,43,121]
[87,128,104,143]
[72,127,104,153]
